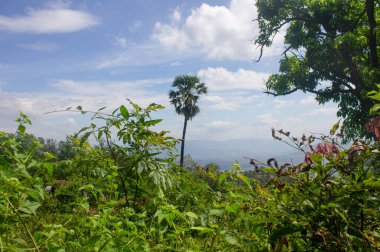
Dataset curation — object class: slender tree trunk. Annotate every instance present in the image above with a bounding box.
[180,117,188,167]
[366,0,378,68]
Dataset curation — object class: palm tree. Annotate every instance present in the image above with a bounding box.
[169,75,208,166]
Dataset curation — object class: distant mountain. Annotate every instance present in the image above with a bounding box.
[182,139,305,170]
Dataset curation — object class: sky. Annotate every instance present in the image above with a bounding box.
[0,0,339,141]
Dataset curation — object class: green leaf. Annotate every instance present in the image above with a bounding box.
[368,90,380,101]
[85,235,101,247]
[44,162,54,177]
[26,189,42,201]
[225,203,240,214]
[17,125,26,134]
[237,174,251,188]
[218,172,228,186]
[269,225,303,242]
[224,234,238,245]
[80,132,92,146]
[364,180,380,189]
[19,201,41,215]
[148,152,161,157]
[347,223,367,239]
[329,120,340,135]
[262,168,276,173]
[186,212,198,219]
[280,193,290,205]
[190,226,213,234]
[97,130,103,140]
[370,104,380,115]
[79,201,90,212]
[209,209,224,216]
[334,209,348,223]
[145,119,162,126]
[120,105,129,119]
[310,154,323,164]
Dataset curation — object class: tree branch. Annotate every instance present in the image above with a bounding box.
[290,49,356,94]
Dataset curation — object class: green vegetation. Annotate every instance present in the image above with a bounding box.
[255,0,380,139]
[0,98,379,251]
[169,75,208,167]
[1,1,379,250]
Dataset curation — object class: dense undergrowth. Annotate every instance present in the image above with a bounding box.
[1,100,380,251]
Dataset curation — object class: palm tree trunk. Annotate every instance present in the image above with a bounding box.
[180,117,188,166]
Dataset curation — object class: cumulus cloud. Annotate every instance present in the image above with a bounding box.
[197,67,268,91]
[98,0,285,69]
[152,0,285,60]
[0,6,100,33]
[171,8,182,23]
[203,95,241,111]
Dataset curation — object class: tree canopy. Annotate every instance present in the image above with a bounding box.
[255,0,380,139]
[169,75,208,121]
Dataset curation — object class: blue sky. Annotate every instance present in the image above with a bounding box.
[0,0,338,141]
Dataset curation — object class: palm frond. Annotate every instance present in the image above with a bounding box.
[169,75,208,118]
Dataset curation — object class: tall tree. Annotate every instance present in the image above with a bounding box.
[255,0,379,139]
[169,75,208,166]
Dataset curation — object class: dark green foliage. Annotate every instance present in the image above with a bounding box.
[255,0,380,139]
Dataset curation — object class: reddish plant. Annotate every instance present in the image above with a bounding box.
[365,116,380,138]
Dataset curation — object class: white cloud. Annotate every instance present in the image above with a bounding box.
[18,42,59,52]
[300,96,317,105]
[197,67,268,91]
[209,120,238,129]
[204,95,240,111]
[129,20,143,32]
[274,98,295,108]
[152,0,284,60]
[47,79,172,111]
[0,7,99,33]
[96,43,181,69]
[257,113,277,125]
[97,0,285,69]
[170,61,182,66]
[0,78,172,138]
[0,75,339,142]
[171,8,181,23]
[63,118,77,126]
[304,107,338,116]
[114,37,128,49]
[152,23,189,52]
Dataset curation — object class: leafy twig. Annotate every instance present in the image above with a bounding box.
[6,198,40,252]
